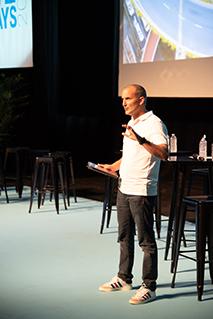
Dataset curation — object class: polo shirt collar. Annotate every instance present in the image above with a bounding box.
[130,110,153,126]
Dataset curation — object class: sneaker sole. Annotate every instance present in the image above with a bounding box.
[129,294,156,304]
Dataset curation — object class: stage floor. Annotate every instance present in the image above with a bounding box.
[0,186,212,318]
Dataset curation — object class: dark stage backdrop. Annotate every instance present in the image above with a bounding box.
[28,0,121,174]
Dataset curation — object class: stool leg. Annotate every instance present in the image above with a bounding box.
[3,177,9,203]
[154,194,161,239]
[196,204,206,301]
[69,157,77,203]
[171,202,187,287]
[100,205,107,234]
[50,161,59,214]
[170,165,186,271]
[164,164,179,260]
[62,161,70,207]
[38,163,47,209]
[106,177,114,228]
[41,163,49,205]
[207,211,213,283]
[58,161,67,210]
[29,160,39,213]
[100,177,111,234]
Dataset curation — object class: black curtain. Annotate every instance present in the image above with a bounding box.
[31,0,122,173]
[31,0,60,149]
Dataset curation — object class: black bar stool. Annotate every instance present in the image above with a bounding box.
[28,155,68,214]
[164,161,213,263]
[51,151,77,205]
[4,147,31,199]
[154,179,163,239]
[171,195,213,301]
[100,176,117,234]
[187,168,210,195]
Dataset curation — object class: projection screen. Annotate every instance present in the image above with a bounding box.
[0,0,33,68]
[118,0,213,97]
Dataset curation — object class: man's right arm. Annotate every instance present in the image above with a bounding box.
[97,158,122,172]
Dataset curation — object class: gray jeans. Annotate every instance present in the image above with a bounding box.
[116,189,157,291]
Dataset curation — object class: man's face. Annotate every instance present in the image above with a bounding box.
[121,87,144,117]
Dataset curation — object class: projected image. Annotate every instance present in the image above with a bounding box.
[0,0,33,68]
[123,0,213,63]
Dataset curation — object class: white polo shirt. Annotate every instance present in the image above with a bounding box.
[119,111,168,196]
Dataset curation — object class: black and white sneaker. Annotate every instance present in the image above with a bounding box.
[129,283,156,304]
[99,276,132,292]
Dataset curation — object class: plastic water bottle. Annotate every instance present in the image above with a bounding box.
[170,133,177,153]
[199,134,207,160]
[166,135,170,152]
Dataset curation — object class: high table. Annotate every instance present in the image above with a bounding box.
[163,155,213,272]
